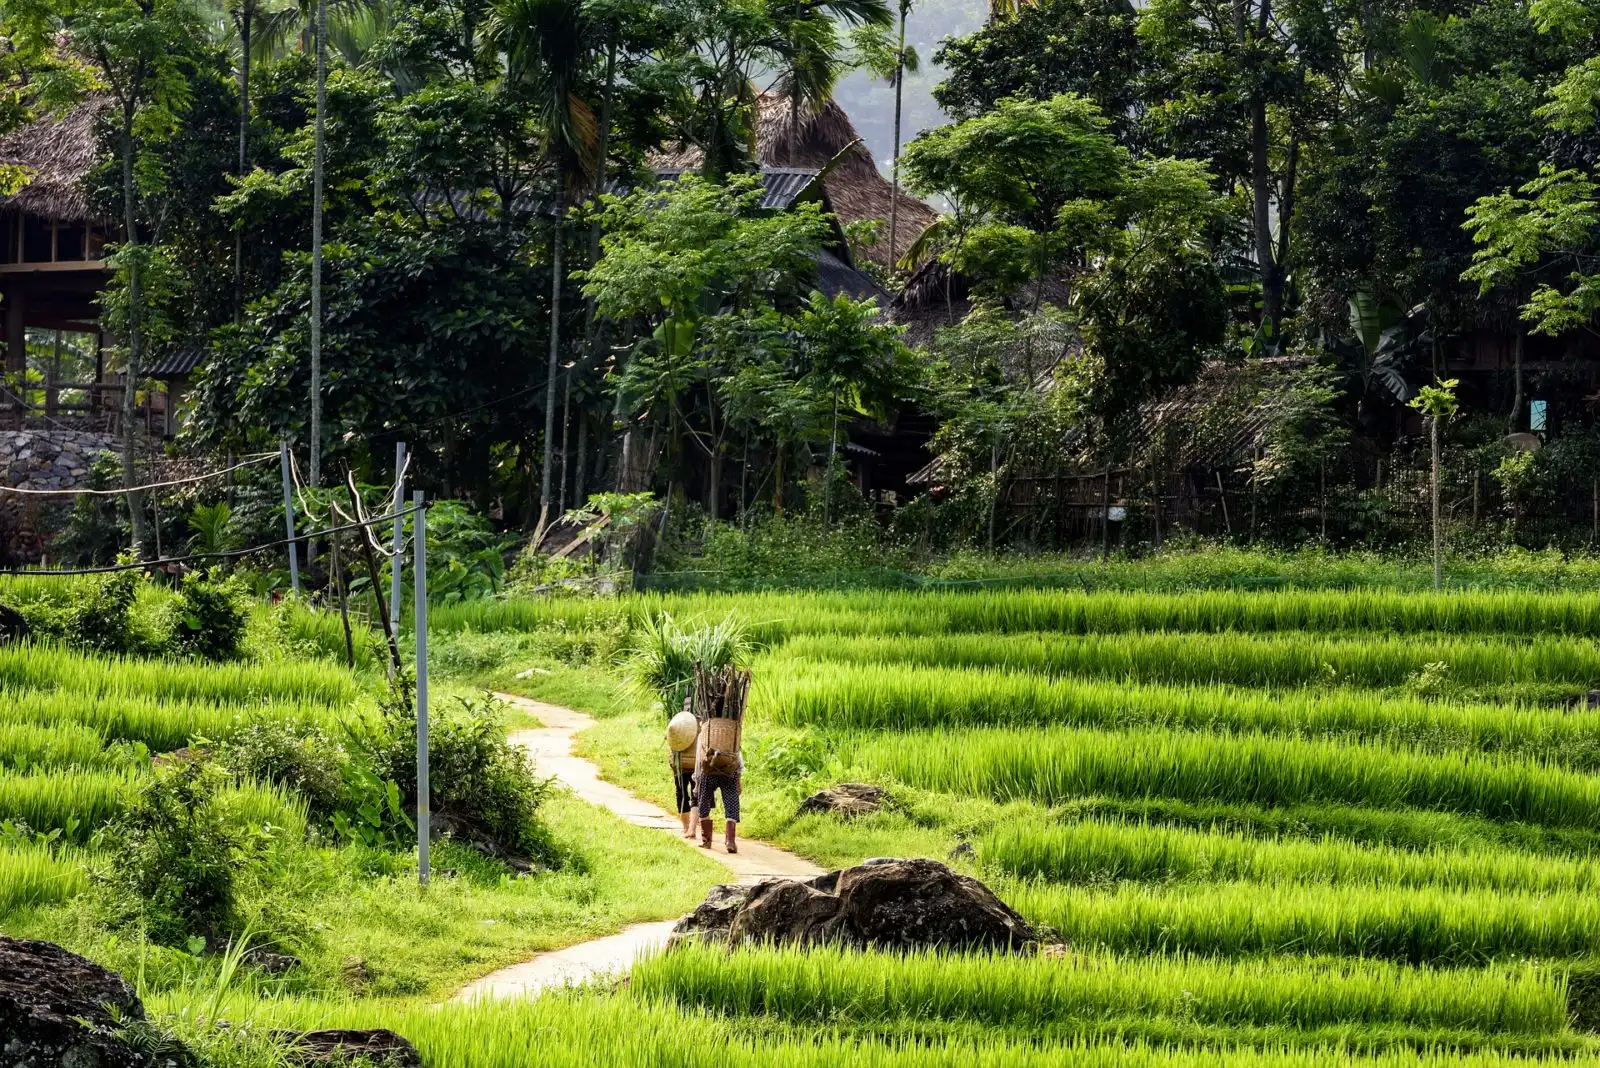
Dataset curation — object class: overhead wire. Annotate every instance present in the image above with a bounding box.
[0,502,429,577]
[0,452,278,497]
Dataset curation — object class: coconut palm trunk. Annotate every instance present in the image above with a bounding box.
[118,101,152,558]
[887,0,908,265]
[537,198,565,540]
[234,7,251,315]
[309,0,327,496]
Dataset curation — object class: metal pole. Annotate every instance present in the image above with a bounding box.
[390,442,405,677]
[413,489,429,887]
[280,441,300,595]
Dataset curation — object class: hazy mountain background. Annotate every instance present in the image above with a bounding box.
[832,0,988,179]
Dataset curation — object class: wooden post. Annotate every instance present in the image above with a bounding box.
[1100,467,1112,560]
[1592,478,1597,544]
[1215,470,1232,535]
[1152,474,1163,550]
[331,530,355,667]
[1318,460,1326,541]
[1474,471,1481,526]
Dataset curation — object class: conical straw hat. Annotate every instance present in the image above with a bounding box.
[666,710,700,751]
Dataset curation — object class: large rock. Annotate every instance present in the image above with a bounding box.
[667,883,750,947]
[674,858,1036,953]
[276,1030,421,1068]
[0,935,180,1068]
[797,784,886,819]
[727,880,843,947]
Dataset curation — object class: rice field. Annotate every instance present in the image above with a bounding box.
[23,571,1600,1067]
[487,579,1600,1064]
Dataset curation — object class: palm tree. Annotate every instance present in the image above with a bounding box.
[485,0,598,538]
[772,0,892,162]
[885,0,918,266]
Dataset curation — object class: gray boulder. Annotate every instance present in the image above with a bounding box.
[675,858,1035,953]
[797,784,886,819]
[0,935,181,1068]
[275,1030,421,1068]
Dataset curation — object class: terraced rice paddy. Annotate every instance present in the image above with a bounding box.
[18,576,1600,1068]
[539,582,1600,1065]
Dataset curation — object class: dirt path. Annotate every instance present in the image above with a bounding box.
[452,693,822,1002]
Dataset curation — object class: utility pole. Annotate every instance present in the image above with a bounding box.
[279,441,301,594]
[309,0,327,497]
[413,490,429,886]
[390,442,406,679]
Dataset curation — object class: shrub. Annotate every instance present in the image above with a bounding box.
[20,570,141,654]
[220,721,347,821]
[172,571,249,661]
[94,762,238,947]
[355,693,556,862]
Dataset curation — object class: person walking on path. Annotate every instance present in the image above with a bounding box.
[695,732,742,854]
[667,696,700,839]
[693,664,750,855]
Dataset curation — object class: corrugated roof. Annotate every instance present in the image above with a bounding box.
[652,168,820,211]
[143,348,206,378]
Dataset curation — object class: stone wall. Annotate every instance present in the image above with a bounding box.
[0,427,121,564]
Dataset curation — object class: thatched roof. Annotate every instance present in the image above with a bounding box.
[651,93,938,271]
[0,102,105,223]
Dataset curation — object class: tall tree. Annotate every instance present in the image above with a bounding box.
[12,0,206,558]
[487,0,597,537]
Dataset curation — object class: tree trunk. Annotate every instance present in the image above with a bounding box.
[558,360,572,516]
[986,432,1000,552]
[234,9,251,318]
[1250,97,1281,338]
[575,410,587,510]
[1099,467,1111,561]
[119,105,151,559]
[537,200,565,539]
[887,5,907,268]
[583,41,617,356]
[309,0,327,493]
[823,387,839,529]
[1509,329,1524,432]
[1431,415,1442,591]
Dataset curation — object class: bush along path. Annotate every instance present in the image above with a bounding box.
[453,694,823,1002]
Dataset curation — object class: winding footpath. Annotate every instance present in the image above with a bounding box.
[452,693,822,1002]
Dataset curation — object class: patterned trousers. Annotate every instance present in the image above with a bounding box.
[695,772,741,822]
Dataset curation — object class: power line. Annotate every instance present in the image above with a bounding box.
[0,502,429,577]
[0,452,278,497]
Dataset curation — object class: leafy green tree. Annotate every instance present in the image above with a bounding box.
[901,93,1127,301]
[11,0,209,558]
[1410,378,1459,589]
[932,0,1142,128]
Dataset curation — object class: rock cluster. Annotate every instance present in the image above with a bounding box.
[671,857,1036,953]
[0,935,419,1068]
[797,783,886,819]
[0,427,120,564]
[0,935,175,1068]
[0,428,112,492]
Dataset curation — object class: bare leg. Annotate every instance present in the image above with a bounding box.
[679,810,694,837]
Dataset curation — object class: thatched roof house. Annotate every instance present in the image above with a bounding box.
[0,102,116,403]
[0,102,107,223]
[651,93,939,272]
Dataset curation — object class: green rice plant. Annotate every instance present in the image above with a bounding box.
[0,768,134,840]
[1008,879,1600,965]
[147,992,1600,1068]
[634,942,1568,1036]
[0,689,307,753]
[218,780,309,839]
[766,663,1600,765]
[432,588,1600,643]
[778,630,1600,690]
[0,721,112,771]
[854,725,1600,828]
[0,841,87,916]
[0,643,360,708]
[1046,795,1600,857]
[624,611,750,714]
[981,818,1600,894]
